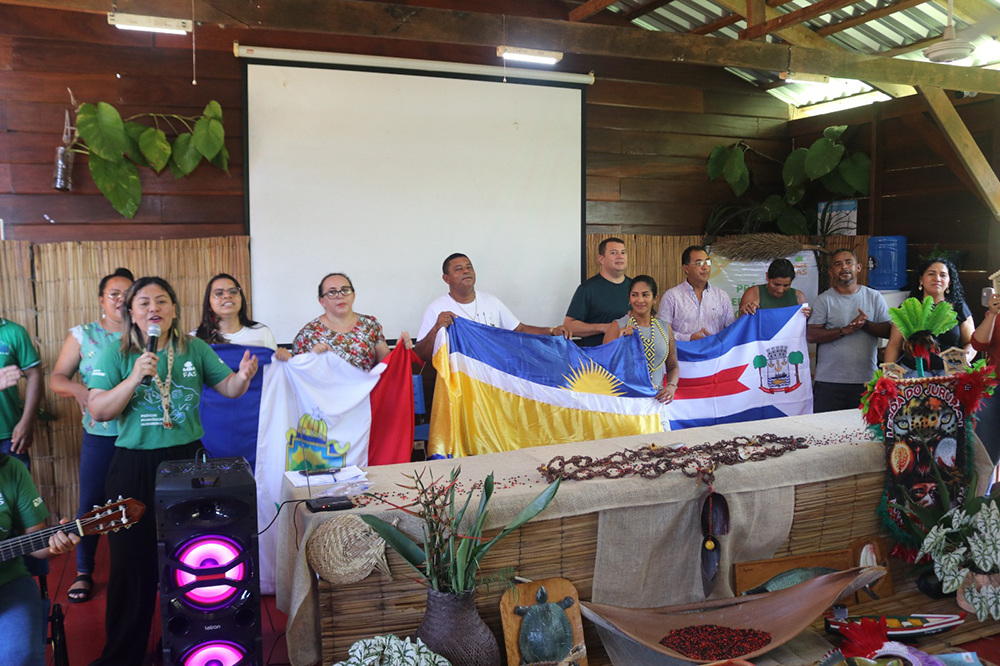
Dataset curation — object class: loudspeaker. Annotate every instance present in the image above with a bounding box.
[156,457,262,666]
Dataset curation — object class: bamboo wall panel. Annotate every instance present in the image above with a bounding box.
[31,236,251,519]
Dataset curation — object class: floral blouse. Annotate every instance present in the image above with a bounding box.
[292,314,385,371]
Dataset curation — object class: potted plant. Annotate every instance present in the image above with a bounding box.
[917,489,1000,621]
[361,468,561,666]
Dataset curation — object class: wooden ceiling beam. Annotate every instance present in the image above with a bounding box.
[816,0,926,37]
[569,0,619,22]
[741,0,863,41]
[711,0,916,96]
[0,0,240,24]
[621,0,676,21]
[918,84,1000,220]
[689,13,741,34]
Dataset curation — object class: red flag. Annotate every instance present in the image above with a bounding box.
[367,346,423,465]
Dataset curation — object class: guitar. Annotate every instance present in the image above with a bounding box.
[0,497,145,563]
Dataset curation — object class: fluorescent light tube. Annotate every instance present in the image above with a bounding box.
[497,46,563,65]
[107,12,192,35]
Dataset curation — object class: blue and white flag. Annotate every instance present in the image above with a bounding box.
[669,305,813,429]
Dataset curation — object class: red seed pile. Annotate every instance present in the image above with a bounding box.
[660,624,771,661]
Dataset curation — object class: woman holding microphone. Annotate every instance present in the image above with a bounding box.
[86,276,258,666]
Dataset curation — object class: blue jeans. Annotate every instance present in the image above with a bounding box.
[0,438,30,470]
[0,574,45,666]
[76,432,118,574]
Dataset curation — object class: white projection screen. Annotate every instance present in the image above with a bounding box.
[244,60,586,344]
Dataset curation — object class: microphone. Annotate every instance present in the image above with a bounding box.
[141,323,162,386]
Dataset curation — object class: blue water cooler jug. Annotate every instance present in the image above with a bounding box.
[867,236,907,290]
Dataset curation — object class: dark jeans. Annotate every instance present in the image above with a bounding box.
[0,438,30,470]
[89,441,201,666]
[813,381,866,413]
[76,432,118,574]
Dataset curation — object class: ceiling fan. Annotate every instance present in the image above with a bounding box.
[923,0,1000,62]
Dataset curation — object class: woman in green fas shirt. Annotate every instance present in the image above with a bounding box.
[87,276,258,666]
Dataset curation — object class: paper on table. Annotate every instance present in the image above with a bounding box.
[284,465,367,488]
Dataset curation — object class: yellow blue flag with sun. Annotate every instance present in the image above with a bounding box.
[428,317,663,457]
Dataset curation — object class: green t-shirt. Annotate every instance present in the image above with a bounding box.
[89,337,233,450]
[565,274,632,347]
[0,455,49,588]
[0,319,41,440]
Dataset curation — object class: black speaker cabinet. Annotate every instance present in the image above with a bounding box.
[156,456,262,666]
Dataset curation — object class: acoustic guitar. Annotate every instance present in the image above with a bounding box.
[0,497,145,563]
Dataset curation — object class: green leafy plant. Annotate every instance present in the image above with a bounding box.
[706,126,870,238]
[360,468,561,594]
[66,97,229,218]
[917,490,1000,621]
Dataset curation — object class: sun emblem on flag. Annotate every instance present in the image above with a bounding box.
[561,360,625,396]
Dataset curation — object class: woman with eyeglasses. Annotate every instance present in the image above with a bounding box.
[49,267,133,604]
[194,273,291,360]
[293,273,409,371]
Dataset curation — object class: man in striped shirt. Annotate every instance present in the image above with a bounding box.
[657,246,735,341]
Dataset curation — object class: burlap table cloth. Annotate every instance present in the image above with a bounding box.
[276,410,889,666]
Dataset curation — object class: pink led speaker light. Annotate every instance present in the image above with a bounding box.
[182,641,245,666]
[173,535,246,608]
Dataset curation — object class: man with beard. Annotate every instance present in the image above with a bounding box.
[807,249,891,412]
[657,246,734,341]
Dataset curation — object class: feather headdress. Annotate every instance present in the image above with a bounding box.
[888,297,958,367]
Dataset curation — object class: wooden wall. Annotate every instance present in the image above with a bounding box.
[0,4,790,242]
[788,95,998,320]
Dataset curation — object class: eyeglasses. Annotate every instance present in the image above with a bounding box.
[211,287,241,299]
[104,291,126,301]
[322,287,354,299]
[689,259,713,267]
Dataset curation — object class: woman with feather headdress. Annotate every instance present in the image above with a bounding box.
[884,258,974,371]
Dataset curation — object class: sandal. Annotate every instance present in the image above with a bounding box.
[68,573,93,603]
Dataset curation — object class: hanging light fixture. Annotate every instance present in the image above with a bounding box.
[496,46,563,65]
[107,12,192,35]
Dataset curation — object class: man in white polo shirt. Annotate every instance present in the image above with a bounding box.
[414,253,567,362]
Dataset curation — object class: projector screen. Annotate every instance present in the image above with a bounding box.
[244,60,586,344]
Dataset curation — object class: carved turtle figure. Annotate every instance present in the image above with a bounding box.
[514,586,575,664]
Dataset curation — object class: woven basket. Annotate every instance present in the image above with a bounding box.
[415,589,501,666]
[306,515,390,585]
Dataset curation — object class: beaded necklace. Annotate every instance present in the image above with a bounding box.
[539,433,806,485]
[628,314,669,381]
[151,343,174,429]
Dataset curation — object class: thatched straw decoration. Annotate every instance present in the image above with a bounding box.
[710,233,816,262]
[32,237,251,520]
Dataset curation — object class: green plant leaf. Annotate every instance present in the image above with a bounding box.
[785,182,806,206]
[776,207,808,235]
[192,117,225,160]
[471,477,561,561]
[202,100,223,122]
[167,158,185,179]
[839,153,871,195]
[360,515,428,574]
[123,122,151,168]
[89,153,141,219]
[723,146,748,195]
[762,194,786,221]
[820,167,857,197]
[210,144,230,174]
[171,133,203,176]
[730,170,749,197]
[707,145,729,181]
[76,102,128,162]
[805,137,845,180]
[139,127,171,172]
[782,147,808,188]
[823,125,847,141]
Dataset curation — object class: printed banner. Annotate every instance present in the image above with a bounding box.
[428,317,663,458]
[253,346,418,593]
[709,252,819,318]
[667,304,813,429]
